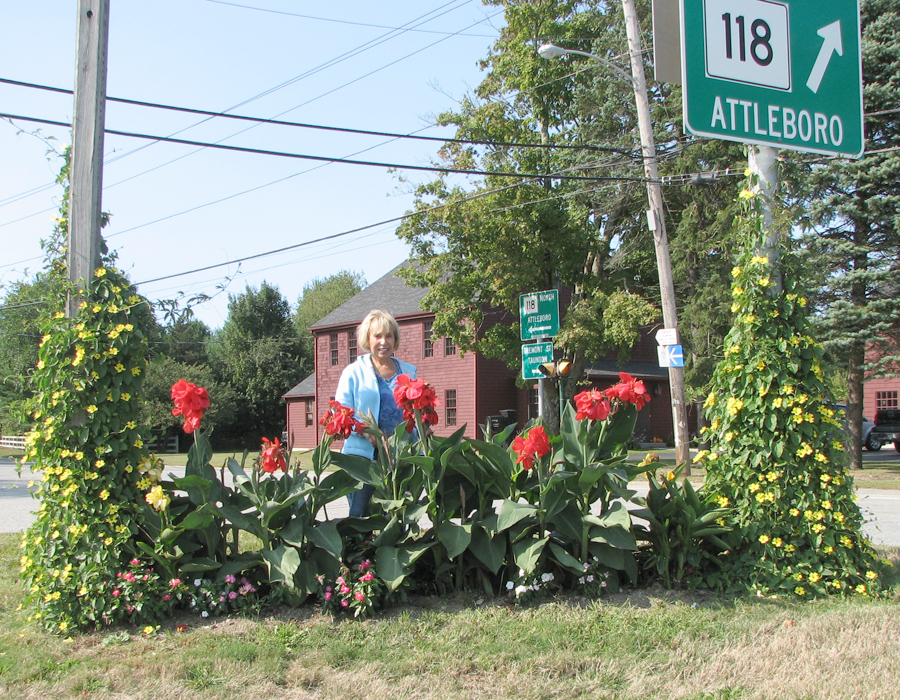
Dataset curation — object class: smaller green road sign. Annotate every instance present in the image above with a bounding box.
[522,341,554,380]
[519,289,560,341]
[681,0,864,158]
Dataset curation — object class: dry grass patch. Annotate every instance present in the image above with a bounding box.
[2,541,899,700]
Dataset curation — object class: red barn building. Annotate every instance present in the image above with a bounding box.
[284,262,675,449]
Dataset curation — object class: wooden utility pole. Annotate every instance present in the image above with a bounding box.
[67,0,110,317]
[621,0,691,471]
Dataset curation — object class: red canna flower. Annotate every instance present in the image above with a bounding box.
[604,372,651,411]
[260,437,287,473]
[574,389,612,421]
[319,401,367,439]
[511,425,550,470]
[170,379,210,433]
[394,374,440,431]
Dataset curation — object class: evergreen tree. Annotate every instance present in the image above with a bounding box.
[800,0,900,467]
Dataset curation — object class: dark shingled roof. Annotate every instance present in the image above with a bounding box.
[283,373,315,399]
[310,261,428,330]
[585,360,668,380]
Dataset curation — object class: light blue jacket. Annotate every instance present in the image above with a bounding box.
[333,353,417,460]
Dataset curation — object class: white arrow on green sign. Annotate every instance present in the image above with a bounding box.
[522,341,554,380]
[680,0,864,158]
[519,289,560,341]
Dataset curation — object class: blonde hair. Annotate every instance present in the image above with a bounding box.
[357,309,400,353]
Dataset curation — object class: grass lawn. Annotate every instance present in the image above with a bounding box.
[1,532,898,699]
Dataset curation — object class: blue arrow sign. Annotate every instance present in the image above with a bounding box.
[658,344,685,368]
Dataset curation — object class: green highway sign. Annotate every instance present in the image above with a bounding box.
[519,289,560,341]
[522,341,554,380]
[680,0,864,158]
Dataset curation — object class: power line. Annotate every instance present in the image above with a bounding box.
[0,77,633,154]
[204,0,498,38]
[0,112,641,183]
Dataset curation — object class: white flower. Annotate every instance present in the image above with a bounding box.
[518,568,525,577]
[578,577,585,585]
[506,581,514,591]
[540,572,554,583]
[194,579,203,587]
[586,575,594,583]
[201,611,209,618]
[514,585,528,597]
[601,581,607,588]
[583,562,591,571]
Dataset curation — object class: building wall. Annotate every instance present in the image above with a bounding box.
[288,316,502,448]
[475,354,521,431]
[287,316,684,448]
[864,377,900,419]
[284,396,317,449]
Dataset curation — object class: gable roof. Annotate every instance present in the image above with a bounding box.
[310,261,429,330]
[283,373,315,399]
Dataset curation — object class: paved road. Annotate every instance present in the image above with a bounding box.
[3,451,899,547]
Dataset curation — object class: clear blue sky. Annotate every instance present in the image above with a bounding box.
[0,0,501,329]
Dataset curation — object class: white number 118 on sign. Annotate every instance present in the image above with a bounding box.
[703,0,791,90]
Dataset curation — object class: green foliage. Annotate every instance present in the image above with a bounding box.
[19,265,165,631]
[293,271,366,374]
[797,0,900,467]
[0,276,61,433]
[699,178,887,599]
[140,355,237,442]
[396,0,659,400]
[632,469,731,589]
[213,282,304,445]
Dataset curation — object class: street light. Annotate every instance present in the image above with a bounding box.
[537,0,691,472]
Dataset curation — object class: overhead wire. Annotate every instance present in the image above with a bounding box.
[0,0,493,210]
[0,78,634,154]
[0,112,648,183]
[203,0,498,38]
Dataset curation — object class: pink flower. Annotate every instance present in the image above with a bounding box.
[228,591,237,600]
[341,600,349,607]
[130,558,140,566]
[163,594,171,601]
[361,571,374,582]
[340,584,350,595]
[355,592,365,602]
[112,589,120,597]
[324,592,332,601]
[225,574,236,584]
[170,578,182,588]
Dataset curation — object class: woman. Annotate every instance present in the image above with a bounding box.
[334,309,417,517]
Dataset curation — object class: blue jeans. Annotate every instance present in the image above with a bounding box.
[347,483,375,518]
